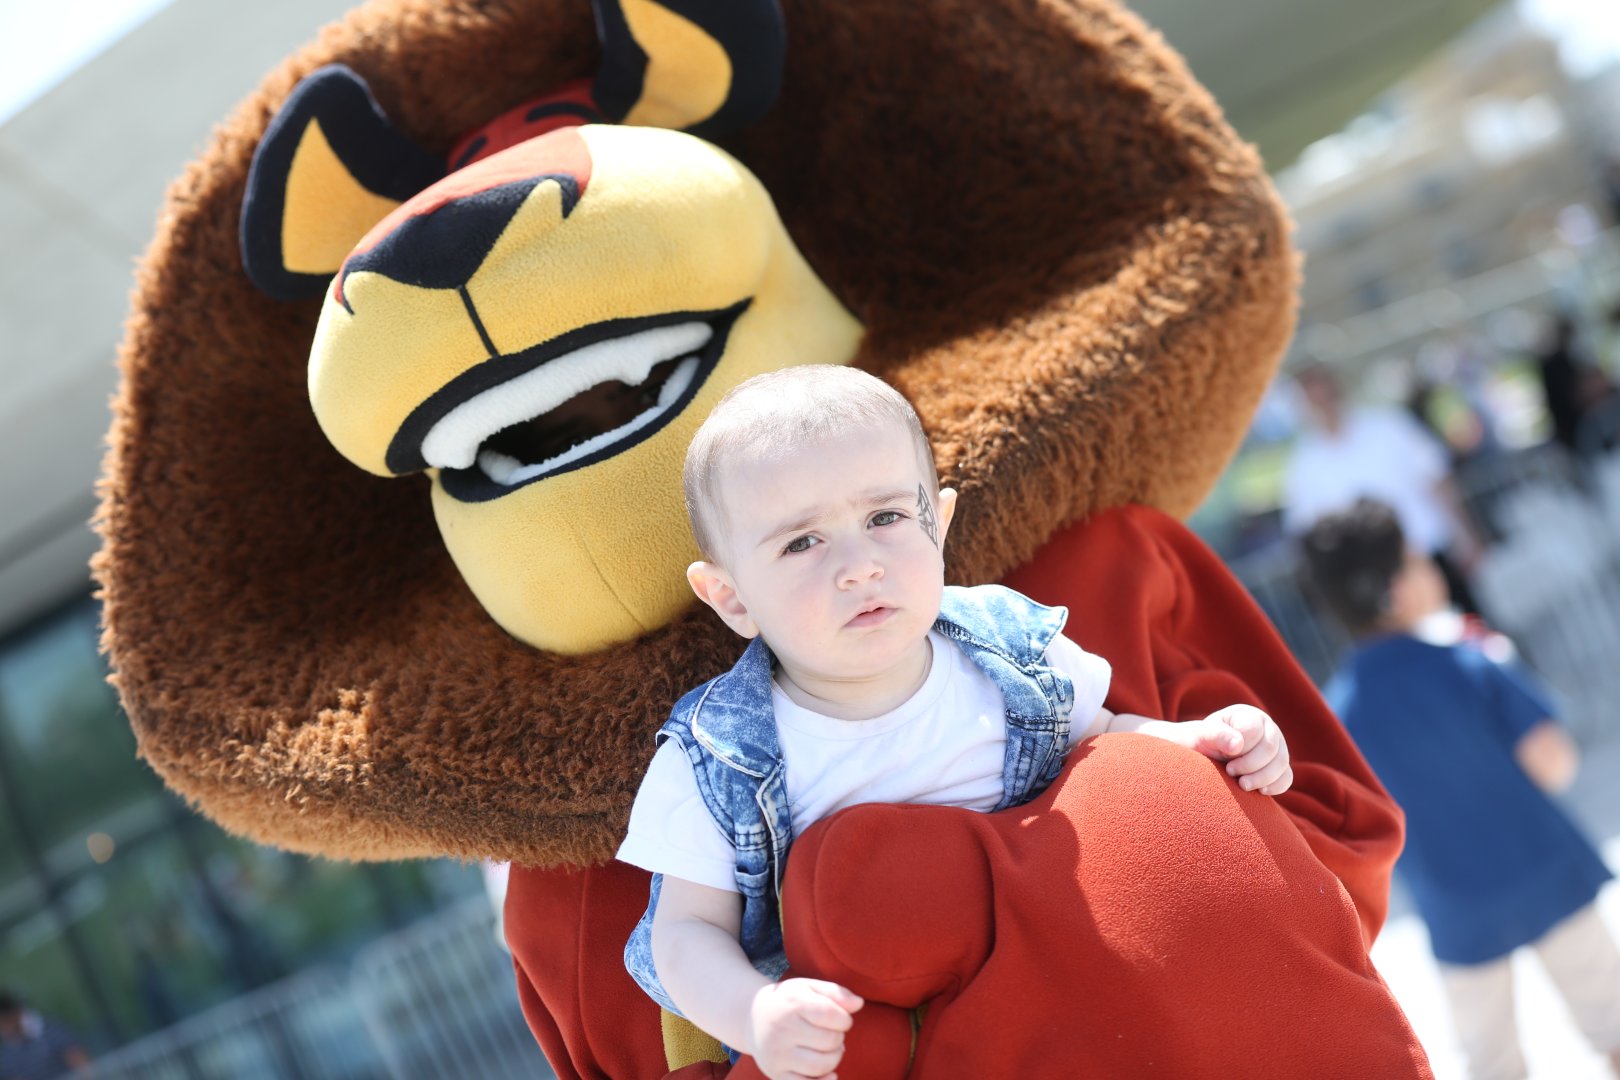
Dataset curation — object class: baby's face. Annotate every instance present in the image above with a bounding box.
[708,421,949,689]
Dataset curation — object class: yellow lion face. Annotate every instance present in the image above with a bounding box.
[306,124,862,653]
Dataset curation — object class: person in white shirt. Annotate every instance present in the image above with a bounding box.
[1283,362,1484,614]
[617,364,1293,1080]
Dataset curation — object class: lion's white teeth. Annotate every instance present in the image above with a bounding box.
[422,321,712,471]
[659,354,699,408]
[474,354,704,487]
[478,448,523,485]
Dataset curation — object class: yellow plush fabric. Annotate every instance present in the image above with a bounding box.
[620,0,733,128]
[307,125,863,651]
[282,121,403,273]
[660,1009,727,1070]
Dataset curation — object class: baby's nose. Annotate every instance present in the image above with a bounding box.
[838,557,884,588]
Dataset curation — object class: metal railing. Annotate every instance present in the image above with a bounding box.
[74,897,553,1080]
[352,895,547,1080]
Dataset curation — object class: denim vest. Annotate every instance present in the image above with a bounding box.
[623,584,1076,1015]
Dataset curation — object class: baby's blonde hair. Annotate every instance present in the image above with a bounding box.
[684,365,937,562]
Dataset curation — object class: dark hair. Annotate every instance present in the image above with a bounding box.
[1298,499,1405,636]
[0,990,20,1015]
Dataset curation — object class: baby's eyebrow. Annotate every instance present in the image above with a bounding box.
[864,488,915,507]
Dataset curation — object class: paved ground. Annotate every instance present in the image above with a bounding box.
[1369,737,1620,1079]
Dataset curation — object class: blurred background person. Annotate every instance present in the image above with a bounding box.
[1601,155,1620,227]
[0,991,90,1080]
[1301,500,1620,1080]
[1534,310,1618,457]
[1283,362,1489,617]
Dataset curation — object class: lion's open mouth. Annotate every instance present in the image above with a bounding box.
[385,303,747,502]
[425,321,709,484]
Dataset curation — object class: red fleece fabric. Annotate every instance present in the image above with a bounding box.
[505,505,1430,1078]
[1007,504,1407,947]
[768,735,1429,1078]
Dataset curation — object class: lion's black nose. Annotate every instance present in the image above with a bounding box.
[337,174,579,303]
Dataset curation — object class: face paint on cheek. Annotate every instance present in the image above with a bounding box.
[916,483,938,549]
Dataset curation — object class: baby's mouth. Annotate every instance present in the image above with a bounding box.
[847,604,894,627]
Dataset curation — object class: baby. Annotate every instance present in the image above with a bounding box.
[619,365,1292,1080]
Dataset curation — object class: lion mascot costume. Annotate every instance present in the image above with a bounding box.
[96,0,1434,1076]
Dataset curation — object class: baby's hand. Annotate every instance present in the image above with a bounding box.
[1179,704,1293,796]
[750,978,864,1080]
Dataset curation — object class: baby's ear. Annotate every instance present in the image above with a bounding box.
[934,487,959,545]
[686,562,759,639]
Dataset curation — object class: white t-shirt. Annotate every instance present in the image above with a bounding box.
[615,629,1111,892]
[1282,407,1452,553]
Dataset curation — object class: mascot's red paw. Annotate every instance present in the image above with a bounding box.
[776,734,1428,1079]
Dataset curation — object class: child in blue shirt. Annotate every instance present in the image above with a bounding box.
[1301,498,1620,1080]
[0,992,90,1080]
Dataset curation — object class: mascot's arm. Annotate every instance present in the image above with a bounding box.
[1004,503,1403,942]
[506,861,732,1079]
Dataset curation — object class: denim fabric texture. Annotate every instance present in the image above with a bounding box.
[623,584,1076,1016]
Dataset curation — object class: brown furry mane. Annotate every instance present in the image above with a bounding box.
[96,0,1295,867]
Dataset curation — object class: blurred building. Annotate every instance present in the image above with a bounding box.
[1187,7,1620,561]
[1279,7,1619,354]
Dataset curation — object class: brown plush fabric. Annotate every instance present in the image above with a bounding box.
[96,0,1296,865]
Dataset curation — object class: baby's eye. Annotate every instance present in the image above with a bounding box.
[783,534,819,555]
[870,510,903,528]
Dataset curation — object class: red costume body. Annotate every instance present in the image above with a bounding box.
[507,508,1431,1079]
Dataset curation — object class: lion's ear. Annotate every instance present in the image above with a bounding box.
[240,65,444,300]
[593,0,785,137]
